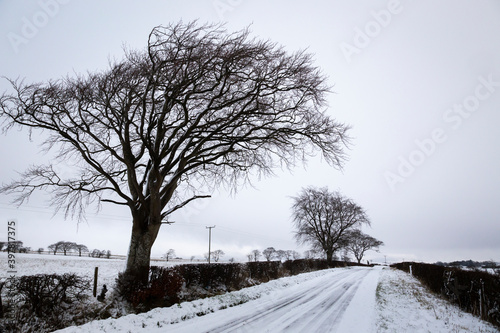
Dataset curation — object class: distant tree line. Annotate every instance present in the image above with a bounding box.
[160,249,228,263]
[0,240,113,258]
[46,241,112,258]
[162,249,229,263]
[247,248,301,262]
[435,260,499,269]
[0,240,30,253]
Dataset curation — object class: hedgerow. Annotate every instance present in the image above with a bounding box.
[392,262,500,329]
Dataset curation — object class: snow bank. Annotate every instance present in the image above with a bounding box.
[376,267,499,332]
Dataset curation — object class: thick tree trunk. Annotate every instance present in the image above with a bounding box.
[122,171,173,286]
[326,250,334,263]
[124,219,161,285]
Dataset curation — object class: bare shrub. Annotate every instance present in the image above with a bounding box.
[8,274,89,316]
[2,274,90,332]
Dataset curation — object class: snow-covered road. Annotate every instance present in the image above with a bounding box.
[56,265,499,332]
[57,266,379,333]
[167,267,379,333]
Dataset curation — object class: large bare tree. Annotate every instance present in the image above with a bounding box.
[0,22,349,284]
[292,187,370,263]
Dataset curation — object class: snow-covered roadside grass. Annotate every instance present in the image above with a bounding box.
[376,267,499,332]
[55,268,338,332]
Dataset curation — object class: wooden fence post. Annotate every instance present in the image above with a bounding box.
[93,267,98,297]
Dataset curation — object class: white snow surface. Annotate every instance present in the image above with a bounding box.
[1,253,126,286]
[53,265,499,333]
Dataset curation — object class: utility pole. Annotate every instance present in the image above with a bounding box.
[206,225,216,264]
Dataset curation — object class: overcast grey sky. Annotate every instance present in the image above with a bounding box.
[1,0,499,263]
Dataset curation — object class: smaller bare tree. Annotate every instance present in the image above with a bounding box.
[90,249,102,258]
[262,247,276,261]
[74,244,89,257]
[48,241,65,255]
[212,249,225,262]
[163,249,176,262]
[60,242,77,256]
[250,249,261,262]
[345,230,384,264]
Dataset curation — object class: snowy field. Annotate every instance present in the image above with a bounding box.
[0,252,176,295]
[1,252,126,287]
[1,253,498,332]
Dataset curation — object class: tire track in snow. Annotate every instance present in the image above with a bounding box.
[285,270,367,332]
